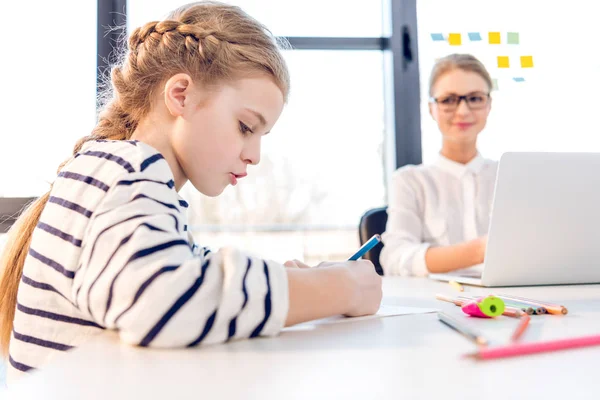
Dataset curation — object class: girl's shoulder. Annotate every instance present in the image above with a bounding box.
[63,139,174,186]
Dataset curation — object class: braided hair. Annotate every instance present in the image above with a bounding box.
[0,1,290,355]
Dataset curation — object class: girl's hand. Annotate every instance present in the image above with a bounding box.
[284,259,311,268]
[342,260,383,317]
[285,259,383,316]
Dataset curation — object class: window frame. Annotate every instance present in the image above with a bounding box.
[96,0,422,172]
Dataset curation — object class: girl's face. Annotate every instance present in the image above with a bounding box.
[429,69,492,145]
[169,75,285,197]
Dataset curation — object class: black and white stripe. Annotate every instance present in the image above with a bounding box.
[8,139,288,384]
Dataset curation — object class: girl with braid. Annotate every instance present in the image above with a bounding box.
[0,1,382,383]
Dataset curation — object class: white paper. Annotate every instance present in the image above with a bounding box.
[284,304,438,331]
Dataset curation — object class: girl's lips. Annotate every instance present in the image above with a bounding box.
[229,173,238,186]
[229,172,247,186]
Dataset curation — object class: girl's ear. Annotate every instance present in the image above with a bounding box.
[164,73,194,117]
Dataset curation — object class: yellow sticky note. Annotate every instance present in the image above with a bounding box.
[489,32,501,44]
[497,56,510,68]
[448,33,461,46]
[521,55,534,68]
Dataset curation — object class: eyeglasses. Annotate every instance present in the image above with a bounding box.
[429,91,490,112]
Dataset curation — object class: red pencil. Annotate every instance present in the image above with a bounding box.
[467,333,600,360]
[510,314,530,341]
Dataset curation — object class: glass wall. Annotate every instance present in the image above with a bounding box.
[417,0,599,164]
[0,1,97,197]
[127,0,389,263]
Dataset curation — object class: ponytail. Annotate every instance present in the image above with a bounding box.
[0,193,49,355]
[0,97,132,355]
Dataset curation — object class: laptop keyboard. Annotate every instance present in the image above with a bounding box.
[447,264,484,278]
[456,269,482,278]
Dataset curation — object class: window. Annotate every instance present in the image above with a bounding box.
[126,0,390,263]
[417,0,597,164]
[127,0,384,37]
[0,1,97,196]
[183,50,386,262]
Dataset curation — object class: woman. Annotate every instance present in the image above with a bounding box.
[380,53,497,276]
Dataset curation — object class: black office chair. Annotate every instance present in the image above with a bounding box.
[0,197,36,233]
[358,206,388,276]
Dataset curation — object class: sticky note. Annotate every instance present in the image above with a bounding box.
[468,32,482,41]
[497,56,510,68]
[492,78,499,90]
[520,55,534,68]
[507,32,520,44]
[448,33,461,46]
[489,32,501,44]
[431,33,445,41]
[513,77,525,82]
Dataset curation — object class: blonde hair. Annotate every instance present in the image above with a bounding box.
[0,1,290,355]
[428,53,492,97]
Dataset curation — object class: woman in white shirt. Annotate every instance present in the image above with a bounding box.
[380,53,497,276]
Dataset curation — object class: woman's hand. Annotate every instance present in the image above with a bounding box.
[472,235,488,264]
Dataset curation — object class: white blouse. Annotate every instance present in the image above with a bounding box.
[380,153,498,277]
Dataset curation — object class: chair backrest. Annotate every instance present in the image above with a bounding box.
[0,197,35,233]
[358,206,388,275]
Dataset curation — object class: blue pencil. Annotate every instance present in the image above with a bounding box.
[348,234,382,261]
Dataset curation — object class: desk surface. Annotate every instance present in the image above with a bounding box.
[6,277,600,399]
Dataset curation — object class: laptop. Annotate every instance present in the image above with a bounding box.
[429,152,600,287]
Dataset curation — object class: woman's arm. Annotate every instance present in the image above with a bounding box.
[424,235,486,274]
[380,168,431,276]
[381,168,487,275]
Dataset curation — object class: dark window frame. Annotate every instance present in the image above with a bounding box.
[95,0,421,170]
[1,1,420,233]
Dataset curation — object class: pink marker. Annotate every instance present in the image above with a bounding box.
[461,296,505,318]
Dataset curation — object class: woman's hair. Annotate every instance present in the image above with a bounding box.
[0,1,290,355]
[428,53,492,96]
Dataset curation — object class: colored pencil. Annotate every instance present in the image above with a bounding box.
[457,295,534,315]
[438,312,489,346]
[511,314,531,342]
[496,294,568,315]
[494,296,547,315]
[467,333,600,360]
[348,234,381,261]
[449,280,464,292]
[435,294,523,318]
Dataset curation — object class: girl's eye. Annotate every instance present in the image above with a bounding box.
[239,121,253,135]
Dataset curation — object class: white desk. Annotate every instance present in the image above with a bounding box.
[6,277,600,399]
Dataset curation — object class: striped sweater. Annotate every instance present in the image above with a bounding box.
[7,140,289,383]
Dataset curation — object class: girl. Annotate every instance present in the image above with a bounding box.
[380,53,497,276]
[0,1,382,382]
